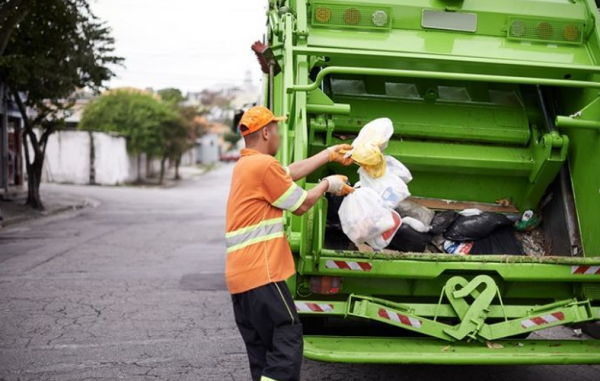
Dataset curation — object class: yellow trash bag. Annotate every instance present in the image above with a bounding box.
[352,143,386,178]
[350,118,394,178]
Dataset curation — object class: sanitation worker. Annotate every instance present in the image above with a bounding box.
[226,105,354,381]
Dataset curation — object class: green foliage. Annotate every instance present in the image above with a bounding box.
[157,88,185,106]
[1,0,122,107]
[0,0,122,210]
[79,90,178,156]
[224,131,241,147]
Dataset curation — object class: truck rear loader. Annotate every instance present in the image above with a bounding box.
[257,0,600,364]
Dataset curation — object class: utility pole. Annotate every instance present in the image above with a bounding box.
[0,83,8,193]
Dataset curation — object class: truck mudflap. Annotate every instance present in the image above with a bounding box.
[303,336,600,365]
[295,275,600,344]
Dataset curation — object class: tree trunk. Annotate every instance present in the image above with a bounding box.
[174,157,181,180]
[158,156,167,185]
[13,91,44,210]
[88,130,95,185]
[137,153,141,182]
[146,155,151,178]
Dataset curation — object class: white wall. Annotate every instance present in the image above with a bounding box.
[42,131,91,184]
[93,132,129,185]
[39,130,167,186]
[196,134,220,165]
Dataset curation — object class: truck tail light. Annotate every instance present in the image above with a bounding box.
[344,7,361,25]
[310,276,341,295]
[507,18,584,45]
[563,24,580,42]
[315,6,332,23]
[536,22,553,39]
[371,10,389,27]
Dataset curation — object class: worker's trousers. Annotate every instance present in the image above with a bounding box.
[231,281,303,381]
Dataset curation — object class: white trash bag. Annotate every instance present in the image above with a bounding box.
[358,167,410,209]
[385,155,412,184]
[351,117,394,151]
[366,209,402,251]
[339,188,395,247]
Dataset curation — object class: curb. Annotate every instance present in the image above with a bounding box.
[0,198,100,229]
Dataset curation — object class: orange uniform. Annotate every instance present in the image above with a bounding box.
[225,148,307,294]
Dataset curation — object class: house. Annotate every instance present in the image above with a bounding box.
[0,83,25,197]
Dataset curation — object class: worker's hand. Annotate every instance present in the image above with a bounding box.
[327,144,354,166]
[324,175,354,197]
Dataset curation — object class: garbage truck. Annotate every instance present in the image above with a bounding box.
[255,0,600,364]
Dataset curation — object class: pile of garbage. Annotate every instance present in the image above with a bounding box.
[334,118,543,256]
[338,118,410,250]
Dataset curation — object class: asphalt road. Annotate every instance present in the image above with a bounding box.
[1,164,599,381]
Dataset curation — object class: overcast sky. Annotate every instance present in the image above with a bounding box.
[90,0,268,93]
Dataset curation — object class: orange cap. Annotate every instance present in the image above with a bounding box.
[239,106,287,136]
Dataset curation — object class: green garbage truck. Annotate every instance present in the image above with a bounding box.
[258,0,600,364]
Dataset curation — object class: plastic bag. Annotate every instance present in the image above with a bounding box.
[352,118,394,150]
[339,188,395,246]
[352,143,386,178]
[396,200,434,226]
[358,167,410,209]
[430,211,459,235]
[443,240,474,255]
[351,118,394,178]
[402,216,431,233]
[385,156,412,184]
[444,212,514,241]
[470,226,523,255]
[388,225,432,252]
[366,209,402,250]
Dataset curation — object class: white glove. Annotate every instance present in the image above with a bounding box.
[324,175,354,196]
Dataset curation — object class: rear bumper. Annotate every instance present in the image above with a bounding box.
[304,336,600,365]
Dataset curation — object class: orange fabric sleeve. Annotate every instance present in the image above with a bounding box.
[262,162,307,212]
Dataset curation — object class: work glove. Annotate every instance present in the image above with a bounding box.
[324,175,354,197]
[327,144,354,166]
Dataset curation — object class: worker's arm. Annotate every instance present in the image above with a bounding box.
[287,144,353,181]
[264,162,353,216]
[291,180,328,216]
[292,176,354,216]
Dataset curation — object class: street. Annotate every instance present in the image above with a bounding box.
[1,164,599,381]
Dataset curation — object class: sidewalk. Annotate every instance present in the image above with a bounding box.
[123,164,214,188]
[0,189,99,228]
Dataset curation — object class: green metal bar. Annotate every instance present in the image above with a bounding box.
[293,46,600,75]
[480,301,595,341]
[288,66,600,94]
[306,103,351,115]
[303,336,600,364]
[294,301,578,319]
[349,297,456,341]
[556,115,600,131]
[312,255,600,281]
[319,250,600,265]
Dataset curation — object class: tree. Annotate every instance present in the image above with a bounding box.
[157,88,203,180]
[224,131,241,147]
[159,115,189,183]
[0,0,34,57]
[157,88,184,106]
[79,89,177,184]
[0,0,122,210]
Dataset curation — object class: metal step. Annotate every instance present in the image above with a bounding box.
[304,336,600,364]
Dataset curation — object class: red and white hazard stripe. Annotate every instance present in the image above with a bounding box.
[325,260,373,271]
[571,266,600,275]
[295,302,334,313]
[377,308,422,329]
[521,312,565,329]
